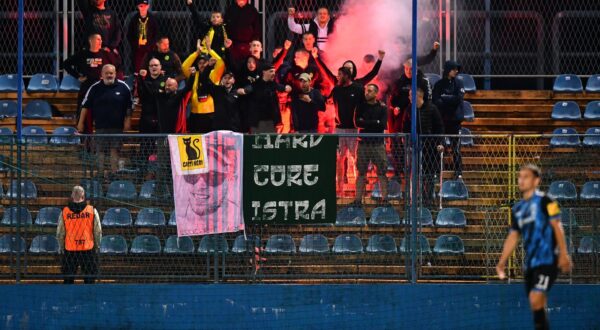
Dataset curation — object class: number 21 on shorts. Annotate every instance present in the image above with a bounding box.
[535,274,549,291]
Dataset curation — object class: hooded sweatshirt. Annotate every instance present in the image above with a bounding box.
[432,60,465,126]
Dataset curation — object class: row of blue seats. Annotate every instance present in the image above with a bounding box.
[0,233,466,255]
[425,73,477,93]
[553,74,600,93]
[551,101,600,120]
[0,74,80,93]
[0,100,53,119]
[550,127,600,147]
[0,126,80,145]
[547,180,600,201]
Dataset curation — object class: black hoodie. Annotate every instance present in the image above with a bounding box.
[432,60,465,126]
[388,70,432,133]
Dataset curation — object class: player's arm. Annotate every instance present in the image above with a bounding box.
[545,198,573,273]
[496,230,520,279]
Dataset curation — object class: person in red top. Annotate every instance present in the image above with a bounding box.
[57,186,102,284]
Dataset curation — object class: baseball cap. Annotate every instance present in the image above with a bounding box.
[136,0,149,5]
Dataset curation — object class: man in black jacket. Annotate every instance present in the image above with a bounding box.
[403,88,445,204]
[200,69,242,132]
[77,0,122,53]
[186,0,229,58]
[433,60,465,178]
[127,0,159,74]
[291,73,326,133]
[247,65,292,133]
[352,84,388,206]
[143,36,185,82]
[225,0,262,64]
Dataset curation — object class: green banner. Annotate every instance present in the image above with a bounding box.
[243,134,338,224]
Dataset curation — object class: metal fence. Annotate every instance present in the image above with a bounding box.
[3,0,599,78]
[0,133,598,284]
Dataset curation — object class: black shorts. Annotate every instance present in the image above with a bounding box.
[525,265,558,294]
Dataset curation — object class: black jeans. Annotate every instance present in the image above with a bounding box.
[61,250,98,284]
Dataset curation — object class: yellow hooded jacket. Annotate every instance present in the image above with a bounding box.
[181,49,225,114]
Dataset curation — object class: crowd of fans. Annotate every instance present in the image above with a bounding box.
[64,0,467,203]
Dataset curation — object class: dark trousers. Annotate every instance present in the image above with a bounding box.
[62,250,98,284]
[445,122,463,176]
[391,136,405,178]
[188,113,214,134]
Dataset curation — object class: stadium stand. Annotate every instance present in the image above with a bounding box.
[553,74,583,93]
[22,126,48,144]
[29,235,59,254]
[399,234,431,254]
[26,74,58,93]
[461,100,475,122]
[80,179,103,198]
[299,234,330,253]
[583,101,600,120]
[549,127,580,147]
[198,235,229,254]
[135,208,166,227]
[335,207,367,226]
[6,180,37,199]
[548,180,578,201]
[0,100,18,118]
[232,235,261,253]
[577,236,598,254]
[34,206,61,226]
[1,206,32,226]
[106,180,137,201]
[102,207,133,227]
[130,235,161,254]
[58,74,81,92]
[0,74,23,92]
[582,127,600,146]
[586,74,600,92]
[433,235,465,254]
[332,234,363,254]
[457,73,476,92]
[0,234,26,253]
[435,208,467,227]
[580,181,600,200]
[366,235,397,253]
[265,235,295,254]
[459,127,474,146]
[49,126,79,145]
[100,235,128,254]
[371,180,402,200]
[551,101,581,120]
[440,180,469,200]
[369,206,401,226]
[164,236,195,254]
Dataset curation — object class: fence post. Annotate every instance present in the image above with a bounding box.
[15,0,25,284]
[409,0,419,284]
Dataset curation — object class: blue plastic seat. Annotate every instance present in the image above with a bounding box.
[22,126,47,144]
[435,208,467,227]
[548,181,577,201]
[583,127,600,147]
[299,234,330,253]
[425,73,441,87]
[586,74,600,93]
[577,236,598,254]
[6,180,37,199]
[457,73,476,93]
[35,206,61,226]
[0,74,24,92]
[1,207,32,226]
[551,101,581,120]
[440,180,469,200]
[433,235,465,254]
[135,208,166,227]
[163,235,195,254]
[560,208,578,231]
[581,181,600,200]
[0,234,26,253]
[0,155,9,171]
[198,235,229,254]
[232,235,261,253]
[335,207,367,226]
[399,234,431,254]
[49,126,80,145]
[0,100,18,118]
[265,234,295,254]
[332,234,363,254]
[583,101,600,120]
[403,207,435,226]
[369,206,401,226]
[366,234,397,253]
[461,101,475,122]
[553,74,583,93]
[29,235,59,254]
[80,179,103,198]
[371,180,402,200]
[459,127,474,147]
[550,128,580,147]
[106,180,137,200]
[24,100,52,119]
[27,73,58,93]
[0,127,13,144]
[100,235,128,254]
[139,180,170,200]
[59,74,81,92]
[130,235,161,254]
[168,210,177,226]
[102,207,132,227]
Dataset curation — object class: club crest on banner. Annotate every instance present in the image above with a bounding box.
[174,135,209,175]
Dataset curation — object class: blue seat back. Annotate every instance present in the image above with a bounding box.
[7,180,37,199]
[336,207,367,226]
[24,100,52,119]
[131,235,161,254]
[0,74,23,92]
[459,127,474,146]
[434,235,465,254]
[59,74,81,92]
[550,128,580,147]
[136,208,166,227]
[577,236,598,254]
[1,207,32,226]
[139,180,170,200]
[548,180,577,201]
[462,101,475,122]
[332,234,363,254]
[584,101,600,120]
[425,73,441,87]
[369,206,400,226]
[106,180,137,200]
[581,181,600,200]
[366,234,397,253]
[100,235,128,254]
[0,100,18,118]
[457,73,476,92]
[372,180,402,200]
[440,180,469,200]
[232,235,261,253]
[164,236,195,254]
[168,210,177,226]
[198,235,229,253]
[586,74,600,92]
[27,73,58,93]
[80,179,103,198]
[399,234,431,254]
[583,127,600,147]
[551,101,581,120]
[102,207,132,227]
[35,206,61,226]
[299,234,330,253]
[22,126,47,144]
[50,126,80,145]
[265,234,295,253]
[29,235,59,253]
[435,208,467,227]
[553,74,583,93]
[0,234,26,253]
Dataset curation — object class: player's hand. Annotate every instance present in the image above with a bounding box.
[224,39,233,49]
[288,7,296,17]
[311,47,319,59]
[284,40,292,50]
[139,69,148,78]
[433,41,440,51]
[378,50,386,60]
[300,94,311,103]
[558,254,573,273]
[496,263,507,280]
[236,88,246,96]
[76,122,84,133]
[189,67,196,75]
[284,85,292,93]
[208,58,217,67]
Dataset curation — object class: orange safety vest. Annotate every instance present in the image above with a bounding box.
[63,205,95,251]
